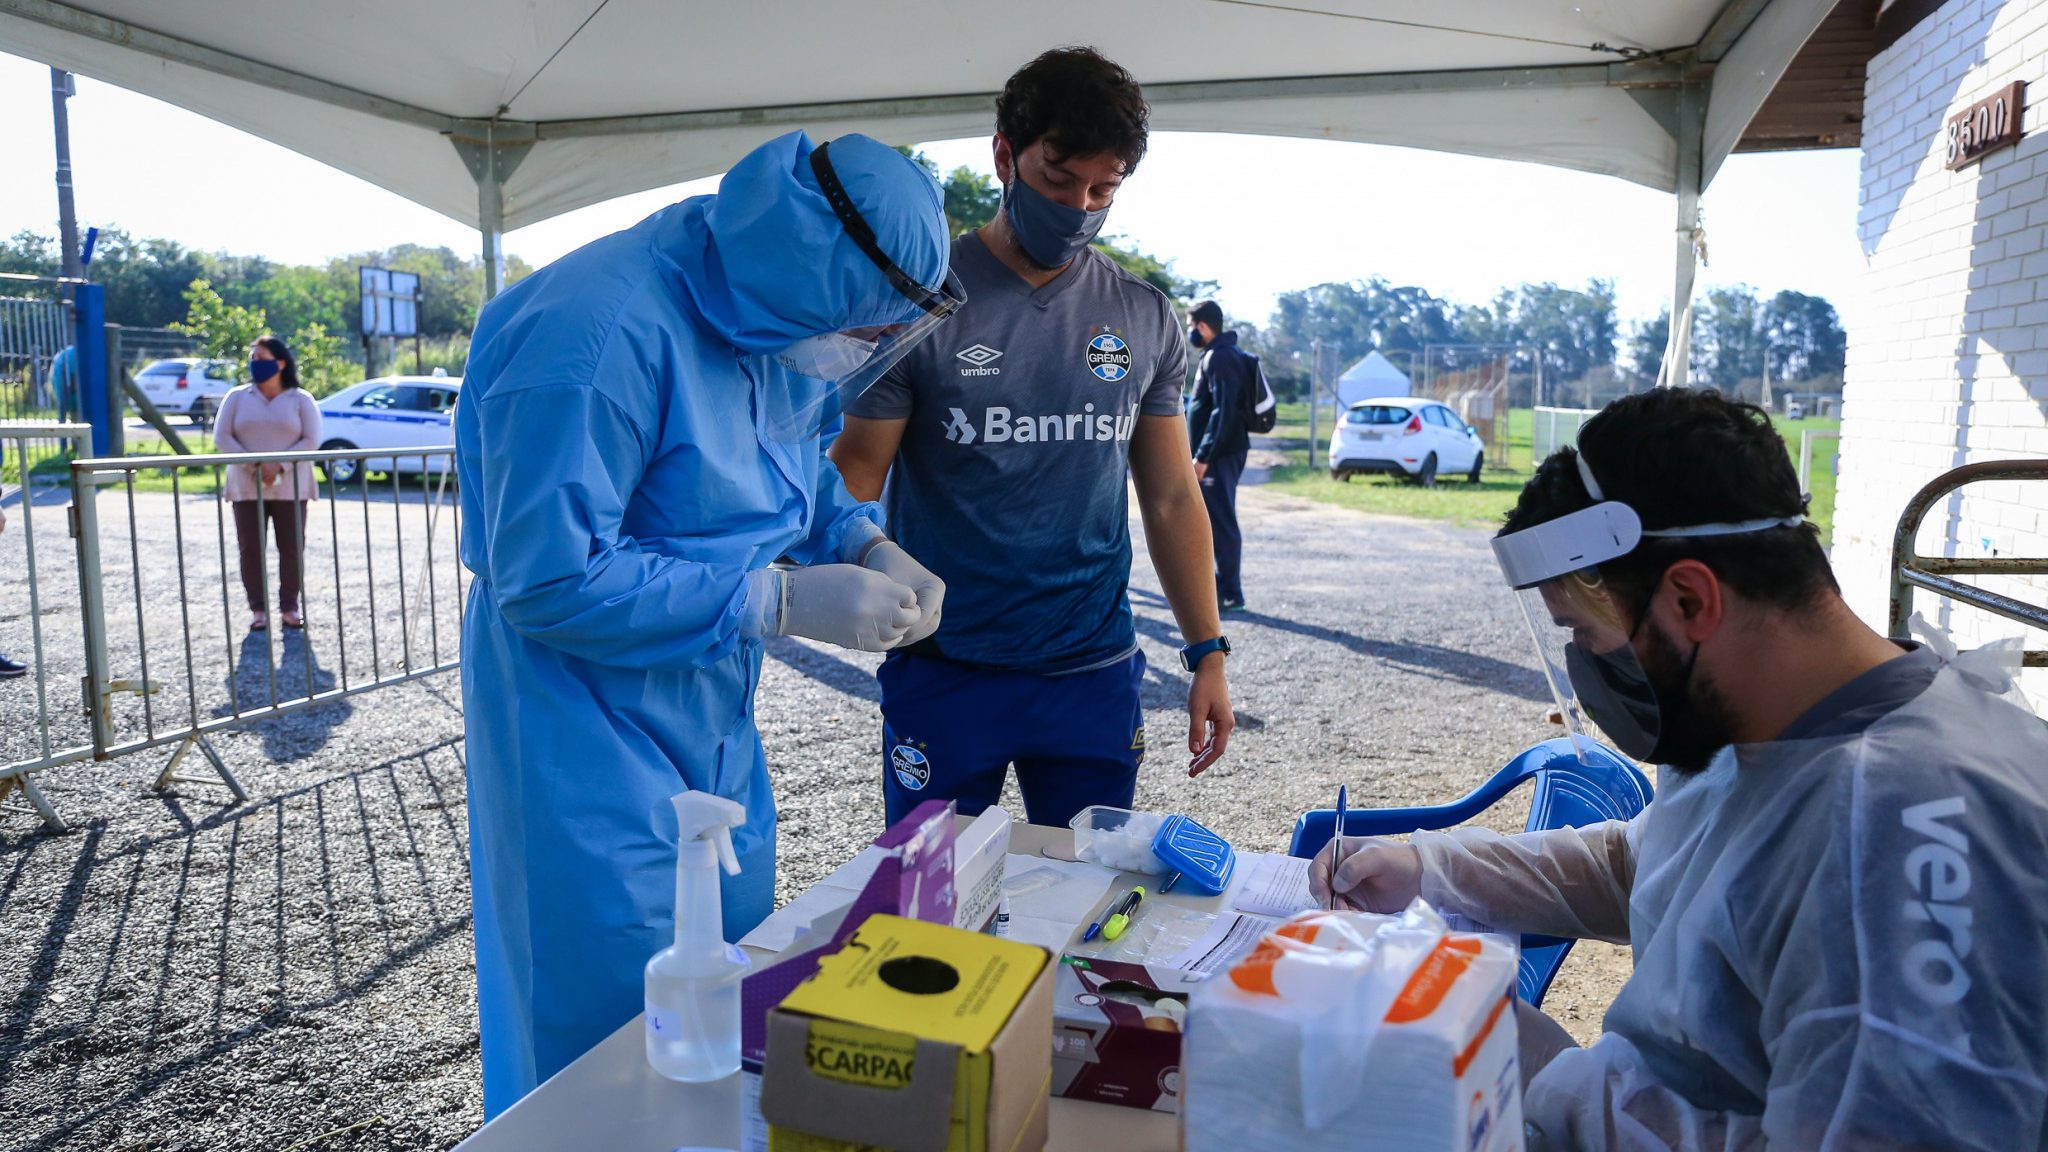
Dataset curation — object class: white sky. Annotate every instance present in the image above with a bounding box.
[0,50,1868,333]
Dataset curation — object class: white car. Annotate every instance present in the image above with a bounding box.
[134,358,236,421]
[1327,396,1484,486]
[314,373,461,483]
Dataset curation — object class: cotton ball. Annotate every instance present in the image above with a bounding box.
[1077,812,1168,874]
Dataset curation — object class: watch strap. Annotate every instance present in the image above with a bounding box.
[1180,635,1230,672]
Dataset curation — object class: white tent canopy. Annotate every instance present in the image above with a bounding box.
[0,0,1835,361]
[1335,351,1415,406]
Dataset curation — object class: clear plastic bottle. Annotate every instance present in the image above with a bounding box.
[645,791,752,1082]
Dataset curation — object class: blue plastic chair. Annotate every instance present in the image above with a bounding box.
[1287,736,1653,1007]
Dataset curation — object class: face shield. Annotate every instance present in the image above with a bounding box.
[1491,453,1807,763]
[763,141,969,441]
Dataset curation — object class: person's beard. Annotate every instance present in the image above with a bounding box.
[1639,621,1742,777]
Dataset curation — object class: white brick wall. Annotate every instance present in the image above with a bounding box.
[1837,0,2048,699]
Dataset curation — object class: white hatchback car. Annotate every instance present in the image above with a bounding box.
[134,358,236,422]
[315,373,461,483]
[1327,396,1485,486]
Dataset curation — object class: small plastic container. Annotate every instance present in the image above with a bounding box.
[1152,813,1236,895]
[1070,805,1169,874]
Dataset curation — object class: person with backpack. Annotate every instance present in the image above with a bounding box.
[1186,299,1273,613]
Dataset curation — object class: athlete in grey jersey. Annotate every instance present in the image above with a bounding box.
[831,48,1235,826]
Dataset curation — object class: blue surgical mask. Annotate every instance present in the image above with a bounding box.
[250,358,282,384]
[1002,173,1109,270]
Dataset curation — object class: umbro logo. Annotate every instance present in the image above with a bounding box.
[956,343,1003,376]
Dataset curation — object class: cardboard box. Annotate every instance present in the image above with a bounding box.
[1049,956,1209,1113]
[951,807,1010,934]
[759,914,1054,1152]
[739,802,966,1152]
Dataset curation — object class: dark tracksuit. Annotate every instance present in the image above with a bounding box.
[1187,330,1257,606]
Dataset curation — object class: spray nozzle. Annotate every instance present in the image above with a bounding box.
[672,790,745,876]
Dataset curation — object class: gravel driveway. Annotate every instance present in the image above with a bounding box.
[0,483,1630,1151]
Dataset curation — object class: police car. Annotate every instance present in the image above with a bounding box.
[1326,396,1484,486]
[314,372,460,483]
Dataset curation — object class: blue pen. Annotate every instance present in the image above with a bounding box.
[1329,785,1348,909]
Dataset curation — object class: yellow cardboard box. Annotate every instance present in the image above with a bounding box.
[760,914,1054,1152]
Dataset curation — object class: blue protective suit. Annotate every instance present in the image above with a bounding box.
[455,131,946,1117]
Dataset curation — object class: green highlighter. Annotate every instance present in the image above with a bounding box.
[1101,886,1147,941]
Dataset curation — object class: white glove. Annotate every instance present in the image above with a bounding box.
[860,540,945,646]
[1308,836,1423,913]
[780,563,919,652]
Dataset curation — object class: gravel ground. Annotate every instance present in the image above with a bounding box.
[0,481,1630,1151]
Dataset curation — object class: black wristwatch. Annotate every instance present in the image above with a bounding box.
[1180,635,1231,672]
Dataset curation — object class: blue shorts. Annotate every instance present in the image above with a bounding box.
[879,650,1147,828]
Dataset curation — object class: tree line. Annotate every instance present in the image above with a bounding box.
[0,228,527,342]
[1242,278,1845,403]
[4,191,1843,408]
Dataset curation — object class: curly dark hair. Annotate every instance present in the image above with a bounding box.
[1500,388,1834,614]
[994,46,1150,175]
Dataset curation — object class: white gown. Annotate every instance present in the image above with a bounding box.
[1408,646,2048,1151]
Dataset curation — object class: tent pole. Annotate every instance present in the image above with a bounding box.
[1660,79,1708,389]
[479,160,506,302]
[451,122,534,304]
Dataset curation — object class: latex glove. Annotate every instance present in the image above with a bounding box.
[860,540,945,646]
[1308,835,1423,913]
[781,563,919,652]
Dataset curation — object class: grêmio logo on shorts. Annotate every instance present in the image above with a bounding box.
[944,402,1141,446]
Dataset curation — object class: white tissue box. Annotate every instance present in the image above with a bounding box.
[1184,922,1522,1152]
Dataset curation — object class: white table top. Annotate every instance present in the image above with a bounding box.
[455,819,1254,1152]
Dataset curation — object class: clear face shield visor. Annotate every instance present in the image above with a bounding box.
[1491,457,1811,762]
[1494,501,1652,758]
[763,141,970,441]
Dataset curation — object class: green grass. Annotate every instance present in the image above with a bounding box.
[1258,400,1841,541]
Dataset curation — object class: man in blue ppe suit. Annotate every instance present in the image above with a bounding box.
[456,130,961,1116]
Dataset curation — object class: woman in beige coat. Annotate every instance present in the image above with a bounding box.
[212,336,321,631]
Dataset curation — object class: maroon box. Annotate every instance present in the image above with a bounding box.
[1050,955,1209,1113]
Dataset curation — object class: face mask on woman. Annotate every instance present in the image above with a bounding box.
[250,358,283,384]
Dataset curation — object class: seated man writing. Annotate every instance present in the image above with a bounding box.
[1313,388,2048,1152]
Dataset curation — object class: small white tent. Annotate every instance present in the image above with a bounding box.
[1335,351,1413,407]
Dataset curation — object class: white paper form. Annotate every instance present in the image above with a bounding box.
[1232,852,1321,918]
[1001,854,1118,954]
[1169,911,1282,976]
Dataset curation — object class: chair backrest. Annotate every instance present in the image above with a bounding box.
[1286,736,1653,1007]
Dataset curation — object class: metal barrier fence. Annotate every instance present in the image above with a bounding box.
[1,438,464,830]
[1,421,93,826]
[1,296,73,421]
[1888,458,2048,669]
[1531,405,1599,464]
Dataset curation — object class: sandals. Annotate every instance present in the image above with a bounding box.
[280,612,304,629]
[250,612,268,632]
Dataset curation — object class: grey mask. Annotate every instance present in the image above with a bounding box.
[1003,174,1108,270]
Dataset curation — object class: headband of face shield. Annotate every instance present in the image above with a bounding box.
[762,140,969,441]
[1490,451,1806,763]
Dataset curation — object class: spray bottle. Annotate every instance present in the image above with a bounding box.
[645,790,752,1082]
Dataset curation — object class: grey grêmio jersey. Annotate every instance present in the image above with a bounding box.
[845,232,1187,674]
